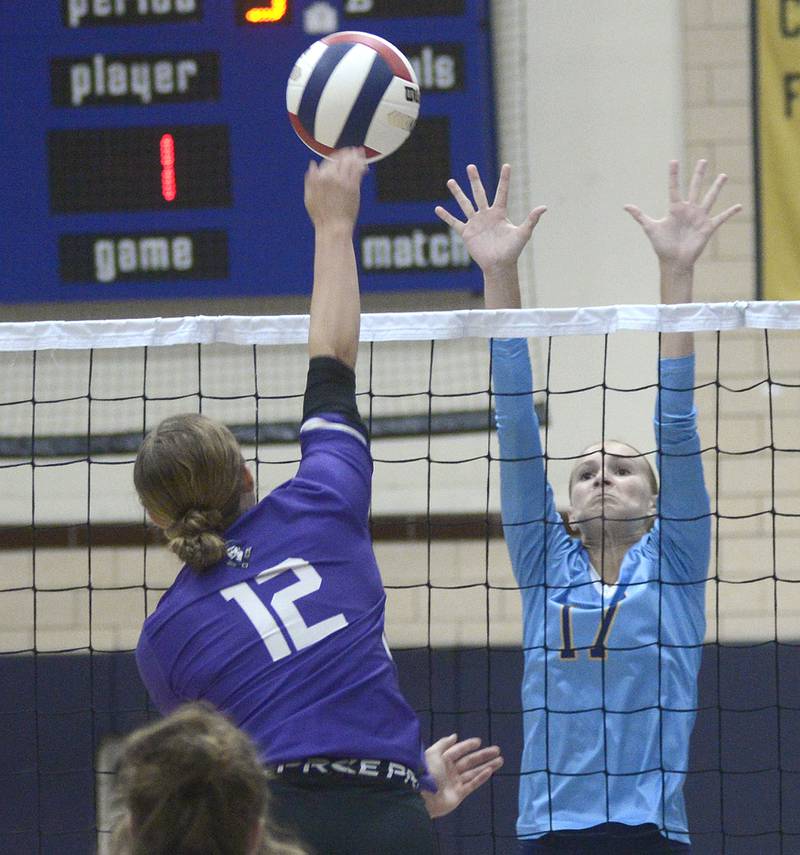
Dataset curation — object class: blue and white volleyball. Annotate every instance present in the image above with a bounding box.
[286,31,420,163]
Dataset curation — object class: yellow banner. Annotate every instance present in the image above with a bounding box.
[755,0,800,299]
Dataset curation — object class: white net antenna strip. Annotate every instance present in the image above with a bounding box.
[2,301,800,351]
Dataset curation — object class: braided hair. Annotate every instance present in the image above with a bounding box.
[134,414,246,570]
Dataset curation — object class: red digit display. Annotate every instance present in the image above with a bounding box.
[160,133,177,202]
[48,126,231,213]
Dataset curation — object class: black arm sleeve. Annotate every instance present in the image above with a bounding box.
[302,356,367,437]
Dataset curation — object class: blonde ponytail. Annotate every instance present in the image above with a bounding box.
[165,508,229,569]
[134,414,245,571]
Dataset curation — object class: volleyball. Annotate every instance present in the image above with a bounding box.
[286,31,420,163]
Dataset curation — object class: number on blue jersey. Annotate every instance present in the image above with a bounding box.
[559,601,623,661]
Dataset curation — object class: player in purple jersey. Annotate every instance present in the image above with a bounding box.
[132,149,503,855]
[436,161,740,854]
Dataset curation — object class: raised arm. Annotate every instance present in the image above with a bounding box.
[626,161,740,578]
[299,150,372,519]
[624,159,742,358]
[304,148,368,369]
[435,166,570,587]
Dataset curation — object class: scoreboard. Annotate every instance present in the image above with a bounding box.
[0,0,496,303]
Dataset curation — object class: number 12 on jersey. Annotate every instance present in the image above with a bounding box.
[221,557,348,661]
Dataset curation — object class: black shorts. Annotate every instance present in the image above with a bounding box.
[266,774,439,855]
[518,823,691,854]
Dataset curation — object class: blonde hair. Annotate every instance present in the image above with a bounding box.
[111,703,307,855]
[134,414,244,570]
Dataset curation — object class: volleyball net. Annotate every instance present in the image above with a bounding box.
[2,302,800,854]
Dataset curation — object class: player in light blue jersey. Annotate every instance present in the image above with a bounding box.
[436,160,741,853]
[132,149,503,855]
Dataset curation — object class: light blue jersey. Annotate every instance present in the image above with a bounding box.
[492,339,710,844]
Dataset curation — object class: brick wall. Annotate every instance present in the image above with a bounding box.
[685,0,756,302]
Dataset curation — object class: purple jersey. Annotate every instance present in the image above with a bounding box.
[136,413,430,784]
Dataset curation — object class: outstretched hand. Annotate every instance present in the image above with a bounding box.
[421,734,504,819]
[304,148,368,231]
[435,163,547,275]
[624,159,741,273]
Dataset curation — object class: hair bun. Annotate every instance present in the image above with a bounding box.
[169,508,224,537]
[166,509,228,570]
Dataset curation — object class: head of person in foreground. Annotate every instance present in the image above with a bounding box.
[110,702,307,855]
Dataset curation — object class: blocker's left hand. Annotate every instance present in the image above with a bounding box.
[421,734,503,819]
[623,159,741,272]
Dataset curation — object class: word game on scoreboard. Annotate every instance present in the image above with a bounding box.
[0,0,496,303]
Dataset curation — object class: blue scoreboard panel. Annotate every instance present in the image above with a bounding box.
[0,1,496,303]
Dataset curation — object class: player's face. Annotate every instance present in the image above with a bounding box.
[239,462,256,513]
[568,441,656,529]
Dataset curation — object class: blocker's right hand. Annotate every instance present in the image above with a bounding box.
[304,147,368,231]
[434,163,547,275]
